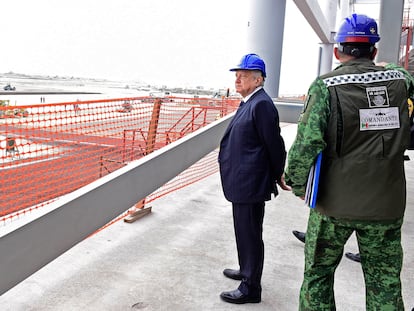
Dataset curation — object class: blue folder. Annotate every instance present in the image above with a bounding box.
[304,152,322,208]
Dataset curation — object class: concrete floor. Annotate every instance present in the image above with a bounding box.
[1,124,413,310]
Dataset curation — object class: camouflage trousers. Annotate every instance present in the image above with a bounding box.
[299,209,404,311]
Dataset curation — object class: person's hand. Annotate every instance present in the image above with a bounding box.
[376,61,388,67]
[277,174,291,191]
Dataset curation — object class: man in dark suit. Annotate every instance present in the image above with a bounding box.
[218,53,290,304]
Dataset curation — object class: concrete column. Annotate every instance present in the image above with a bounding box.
[318,44,334,76]
[318,0,337,75]
[246,0,286,98]
[376,0,404,63]
[339,0,352,21]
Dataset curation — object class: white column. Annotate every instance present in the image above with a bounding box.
[318,0,337,75]
[376,0,404,63]
[246,0,286,98]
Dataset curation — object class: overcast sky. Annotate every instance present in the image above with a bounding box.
[0,1,380,95]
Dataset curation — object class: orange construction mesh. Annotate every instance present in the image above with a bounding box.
[0,96,239,223]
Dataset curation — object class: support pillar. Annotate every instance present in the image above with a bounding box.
[317,0,337,76]
[246,0,286,98]
[376,0,404,63]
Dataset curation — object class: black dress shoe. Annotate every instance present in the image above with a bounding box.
[345,252,361,263]
[223,268,243,280]
[220,289,261,304]
[292,230,306,243]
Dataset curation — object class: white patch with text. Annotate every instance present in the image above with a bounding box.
[360,107,400,131]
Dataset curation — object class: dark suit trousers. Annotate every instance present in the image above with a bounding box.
[232,202,265,297]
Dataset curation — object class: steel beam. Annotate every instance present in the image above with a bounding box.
[292,0,334,43]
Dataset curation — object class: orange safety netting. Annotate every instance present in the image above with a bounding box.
[0,96,239,223]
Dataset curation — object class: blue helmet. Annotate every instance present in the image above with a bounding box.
[335,13,380,44]
[229,53,266,77]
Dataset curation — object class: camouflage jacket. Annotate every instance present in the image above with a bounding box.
[285,60,414,198]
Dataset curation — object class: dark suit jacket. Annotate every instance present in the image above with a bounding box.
[218,88,286,203]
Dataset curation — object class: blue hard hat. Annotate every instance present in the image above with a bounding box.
[335,13,380,44]
[229,53,266,77]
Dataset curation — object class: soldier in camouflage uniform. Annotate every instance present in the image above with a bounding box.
[285,14,414,310]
